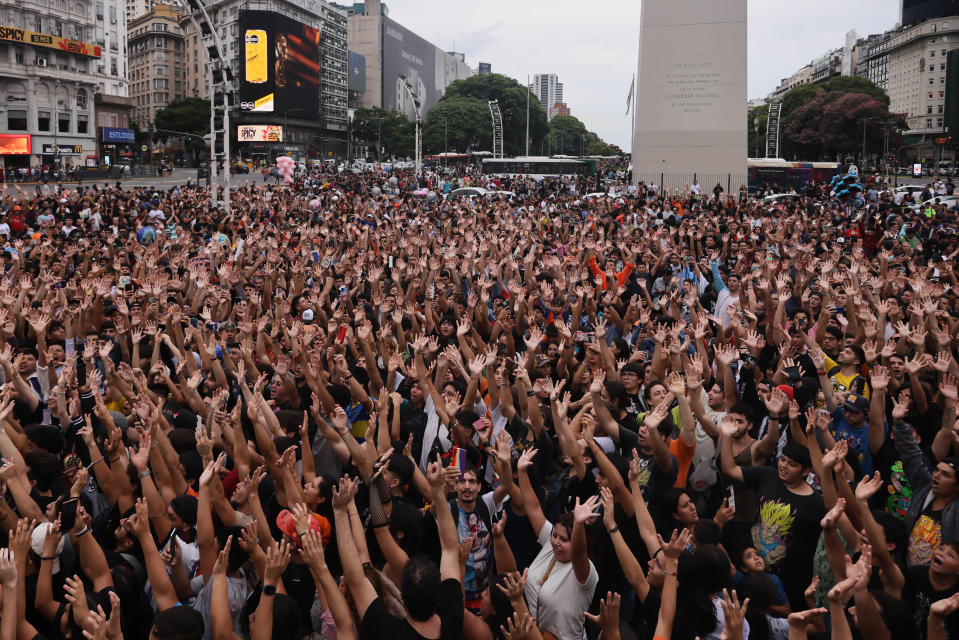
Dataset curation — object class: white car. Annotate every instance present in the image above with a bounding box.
[450,187,488,197]
[762,193,801,203]
[908,196,959,212]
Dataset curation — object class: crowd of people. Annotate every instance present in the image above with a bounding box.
[0,163,955,640]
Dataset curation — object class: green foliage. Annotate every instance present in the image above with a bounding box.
[423,96,492,154]
[821,75,890,106]
[544,114,614,155]
[431,73,548,156]
[154,98,211,136]
[772,76,900,160]
[747,104,769,158]
[352,107,414,158]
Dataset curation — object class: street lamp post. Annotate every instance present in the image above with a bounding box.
[398,75,422,176]
[862,116,877,168]
[753,114,759,158]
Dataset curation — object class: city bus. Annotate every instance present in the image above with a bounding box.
[482,156,598,179]
[748,158,839,192]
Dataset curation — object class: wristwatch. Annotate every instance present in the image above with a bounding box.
[262,584,277,596]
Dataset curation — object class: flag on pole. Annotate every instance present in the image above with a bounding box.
[625,74,635,116]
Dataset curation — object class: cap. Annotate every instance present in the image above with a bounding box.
[276,509,332,547]
[302,309,315,323]
[843,393,870,414]
[775,384,795,401]
[31,522,64,574]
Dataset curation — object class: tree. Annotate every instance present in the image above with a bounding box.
[784,91,906,161]
[422,96,491,154]
[776,76,901,161]
[747,104,769,158]
[154,98,210,164]
[435,73,548,156]
[352,107,413,159]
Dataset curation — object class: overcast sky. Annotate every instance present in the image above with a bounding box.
[384,0,901,150]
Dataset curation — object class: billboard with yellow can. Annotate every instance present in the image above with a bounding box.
[239,11,319,116]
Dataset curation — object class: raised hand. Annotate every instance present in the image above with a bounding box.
[264,540,291,584]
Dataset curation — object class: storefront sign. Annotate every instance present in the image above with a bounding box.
[102,127,135,143]
[0,134,31,155]
[42,144,82,155]
[0,25,101,58]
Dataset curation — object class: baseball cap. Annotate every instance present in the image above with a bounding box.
[302,309,315,323]
[31,522,64,574]
[276,509,331,547]
[844,393,870,413]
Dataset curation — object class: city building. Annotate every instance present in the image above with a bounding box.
[530,73,563,115]
[345,0,473,119]
[549,101,570,119]
[769,64,813,100]
[854,30,892,91]
[92,0,134,167]
[127,3,185,130]
[0,0,103,171]
[126,0,171,22]
[811,48,843,83]
[180,15,206,99]
[180,0,349,161]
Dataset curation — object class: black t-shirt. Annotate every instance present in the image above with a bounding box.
[362,578,464,640]
[618,425,678,510]
[905,566,959,640]
[740,465,825,610]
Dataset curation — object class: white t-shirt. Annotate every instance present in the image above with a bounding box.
[524,522,598,640]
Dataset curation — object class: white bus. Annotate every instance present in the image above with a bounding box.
[481,156,598,179]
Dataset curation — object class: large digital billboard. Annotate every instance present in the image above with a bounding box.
[381,18,472,119]
[239,11,319,115]
[0,134,31,155]
[901,0,959,26]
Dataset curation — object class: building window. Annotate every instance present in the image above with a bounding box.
[928,118,934,128]
[929,106,934,114]
[931,50,936,57]
[930,65,935,71]
[37,111,50,131]
[7,110,27,130]
[154,65,167,75]
[58,112,70,132]
[77,114,88,133]
[155,36,166,47]
[154,78,168,89]
[76,88,87,108]
[938,118,944,127]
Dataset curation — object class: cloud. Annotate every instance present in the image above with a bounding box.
[381,0,900,150]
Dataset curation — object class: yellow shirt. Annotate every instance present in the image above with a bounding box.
[824,356,870,399]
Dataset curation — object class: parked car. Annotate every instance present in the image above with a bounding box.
[450,187,488,197]
[231,164,250,174]
[908,196,959,212]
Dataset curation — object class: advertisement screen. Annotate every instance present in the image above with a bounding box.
[0,134,31,155]
[239,11,319,115]
[348,51,366,93]
[381,18,472,119]
[237,125,283,142]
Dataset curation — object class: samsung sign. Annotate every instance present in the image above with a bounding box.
[102,127,135,143]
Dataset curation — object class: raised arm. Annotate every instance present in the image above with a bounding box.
[517,448,547,536]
